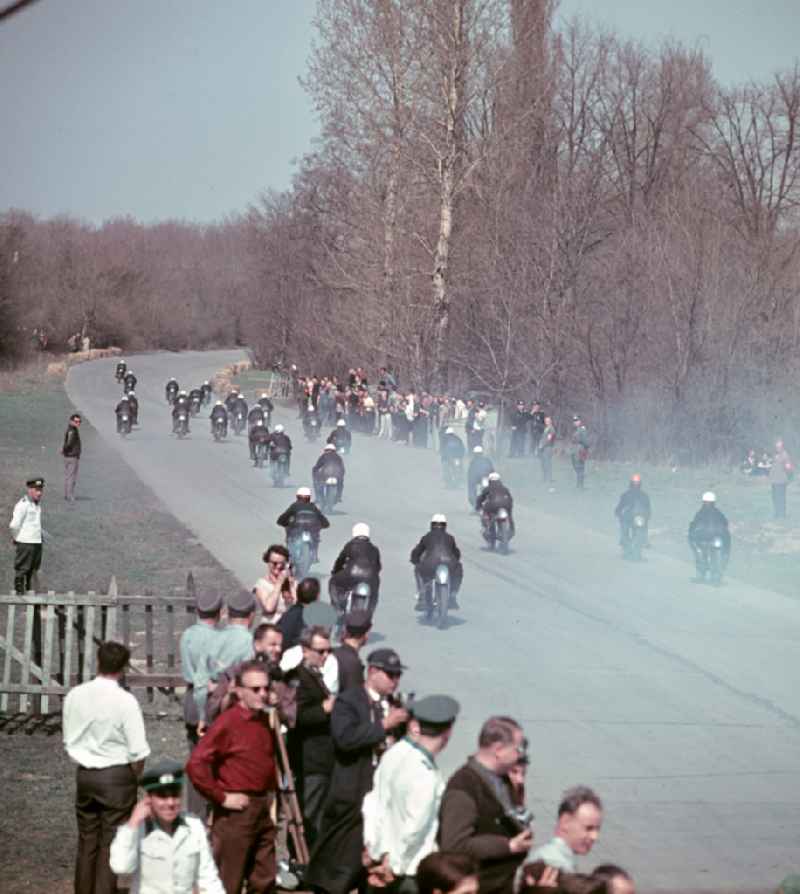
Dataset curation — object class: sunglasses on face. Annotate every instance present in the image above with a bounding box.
[243,685,270,693]
[268,560,287,569]
[310,646,331,656]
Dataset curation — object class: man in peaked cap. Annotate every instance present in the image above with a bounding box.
[110,759,225,893]
[8,476,47,594]
[330,608,372,695]
[179,590,222,817]
[364,695,460,892]
[305,648,410,894]
[206,590,257,682]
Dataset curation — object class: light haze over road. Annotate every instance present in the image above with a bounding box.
[67,350,800,891]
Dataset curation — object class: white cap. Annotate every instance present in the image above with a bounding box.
[337,419,346,427]
[431,513,447,524]
[352,522,370,538]
[473,445,483,454]
[261,392,268,398]
[128,390,135,396]
[445,427,454,434]
[702,491,716,503]
[297,486,312,497]
[274,424,284,433]
[324,443,336,451]
[488,472,501,482]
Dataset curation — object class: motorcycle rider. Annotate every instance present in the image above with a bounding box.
[329,523,381,616]
[268,423,293,473]
[688,492,731,582]
[188,386,204,414]
[476,472,516,538]
[615,473,651,549]
[467,445,494,510]
[326,418,352,453]
[257,392,274,422]
[123,370,137,393]
[440,426,466,476]
[165,377,179,403]
[200,380,212,404]
[224,389,240,415]
[115,394,132,433]
[508,400,529,458]
[172,391,191,434]
[410,514,463,612]
[247,403,265,431]
[249,418,271,463]
[115,359,127,382]
[570,415,590,489]
[303,403,322,440]
[312,443,345,505]
[276,486,329,564]
[125,390,139,426]
[209,400,228,438]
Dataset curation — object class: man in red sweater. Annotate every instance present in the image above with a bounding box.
[187,660,277,894]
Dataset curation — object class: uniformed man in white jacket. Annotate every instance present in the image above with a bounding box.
[110,759,224,894]
[8,476,47,594]
[363,695,460,894]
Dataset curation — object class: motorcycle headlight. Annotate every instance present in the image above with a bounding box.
[633,515,645,527]
[435,564,450,584]
[354,582,371,597]
[326,477,338,485]
[712,537,723,548]
[497,508,509,520]
[301,531,312,542]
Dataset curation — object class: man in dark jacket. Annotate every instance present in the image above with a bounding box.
[249,419,271,463]
[614,474,651,547]
[313,444,346,505]
[331,610,371,693]
[411,514,463,611]
[476,474,515,537]
[304,649,409,894]
[248,404,265,431]
[438,716,533,894]
[688,492,731,581]
[209,400,228,437]
[276,488,329,562]
[329,523,381,615]
[508,401,529,458]
[529,402,546,456]
[467,445,494,510]
[268,424,293,473]
[126,391,139,426]
[327,419,352,454]
[115,395,132,434]
[61,413,82,501]
[288,625,336,847]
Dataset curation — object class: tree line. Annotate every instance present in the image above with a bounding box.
[2,0,799,462]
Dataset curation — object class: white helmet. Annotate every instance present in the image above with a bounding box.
[204,380,210,385]
[324,443,336,451]
[445,426,454,435]
[127,390,135,396]
[473,445,483,454]
[297,486,312,497]
[337,419,346,427]
[215,400,224,406]
[261,392,268,398]
[179,390,187,395]
[274,424,284,433]
[431,513,447,525]
[352,522,370,538]
[488,472,501,482]
[702,491,716,503]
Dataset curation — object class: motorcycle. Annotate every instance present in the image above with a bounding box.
[212,419,227,442]
[117,414,131,437]
[319,476,338,513]
[254,440,269,468]
[201,384,212,405]
[472,476,489,510]
[288,529,315,581]
[115,363,127,383]
[175,413,189,439]
[190,395,202,416]
[165,384,178,404]
[694,537,726,586]
[483,507,512,554]
[622,513,647,561]
[334,580,372,638]
[232,410,246,436]
[304,417,321,442]
[421,564,451,630]
[271,453,289,487]
[443,456,462,489]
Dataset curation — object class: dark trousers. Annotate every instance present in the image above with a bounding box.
[64,456,80,500]
[211,792,276,894]
[14,541,42,593]
[571,455,585,488]
[772,484,787,519]
[509,429,525,457]
[74,764,137,894]
[302,772,330,849]
[184,724,208,819]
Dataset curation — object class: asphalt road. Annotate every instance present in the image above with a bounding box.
[66,349,800,891]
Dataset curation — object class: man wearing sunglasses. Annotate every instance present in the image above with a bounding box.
[61,413,82,502]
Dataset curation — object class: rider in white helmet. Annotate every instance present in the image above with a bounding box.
[329,523,381,614]
[688,491,730,582]
[410,513,463,612]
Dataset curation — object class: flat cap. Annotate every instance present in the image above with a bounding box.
[26,477,45,488]
[227,590,256,614]
[411,694,460,726]
[196,591,223,613]
[303,602,337,629]
[344,609,372,635]
[367,648,406,673]
[141,759,184,792]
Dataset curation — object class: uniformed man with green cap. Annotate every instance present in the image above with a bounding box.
[8,476,47,594]
[363,694,460,894]
[109,758,224,894]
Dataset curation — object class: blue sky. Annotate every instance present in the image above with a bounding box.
[1,0,797,224]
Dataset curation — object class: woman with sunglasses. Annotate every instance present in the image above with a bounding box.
[253,544,296,623]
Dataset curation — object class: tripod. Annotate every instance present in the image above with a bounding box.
[269,708,310,866]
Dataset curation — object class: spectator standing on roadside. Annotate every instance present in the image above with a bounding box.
[570,416,590,490]
[61,413,82,502]
[207,590,257,681]
[769,439,793,519]
[438,715,533,894]
[8,476,46,594]
[109,759,224,894]
[363,695,460,893]
[253,544,296,622]
[63,641,150,894]
[278,576,322,649]
[531,786,603,872]
[187,660,278,894]
[179,590,222,816]
[331,609,372,694]
[539,418,556,490]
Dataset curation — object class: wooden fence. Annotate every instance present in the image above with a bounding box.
[0,573,199,715]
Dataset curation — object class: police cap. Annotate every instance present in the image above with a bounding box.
[141,759,184,792]
[344,609,372,636]
[26,477,45,489]
[411,694,460,726]
[367,648,406,673]
[196,591,223,614]
[227,590,256,614]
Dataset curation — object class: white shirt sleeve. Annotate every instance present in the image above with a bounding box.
[109,822,140,876]
[322,652,339,695]
[9,499,26,538]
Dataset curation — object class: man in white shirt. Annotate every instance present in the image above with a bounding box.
[110,759,224,894]
[8,476,46,594]
[364,694,460,893]
[530,785,603,872]
[63,641,151,894]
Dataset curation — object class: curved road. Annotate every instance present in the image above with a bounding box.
[67,350,800,890]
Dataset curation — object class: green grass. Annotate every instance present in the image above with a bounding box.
[501,449,800,599]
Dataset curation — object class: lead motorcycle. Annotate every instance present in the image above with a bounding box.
[288,528,315,581]
[417,565,451,630]
[482,507,513,554]
[174,412,190,439]
[271,452,289,487]
[319,475,339,513]
[443,456,463,489]
[621,513,648,561]
[692,537,727,586]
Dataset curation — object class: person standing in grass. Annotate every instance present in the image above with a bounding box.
[61,412,82,502]
[8,476,46,594]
